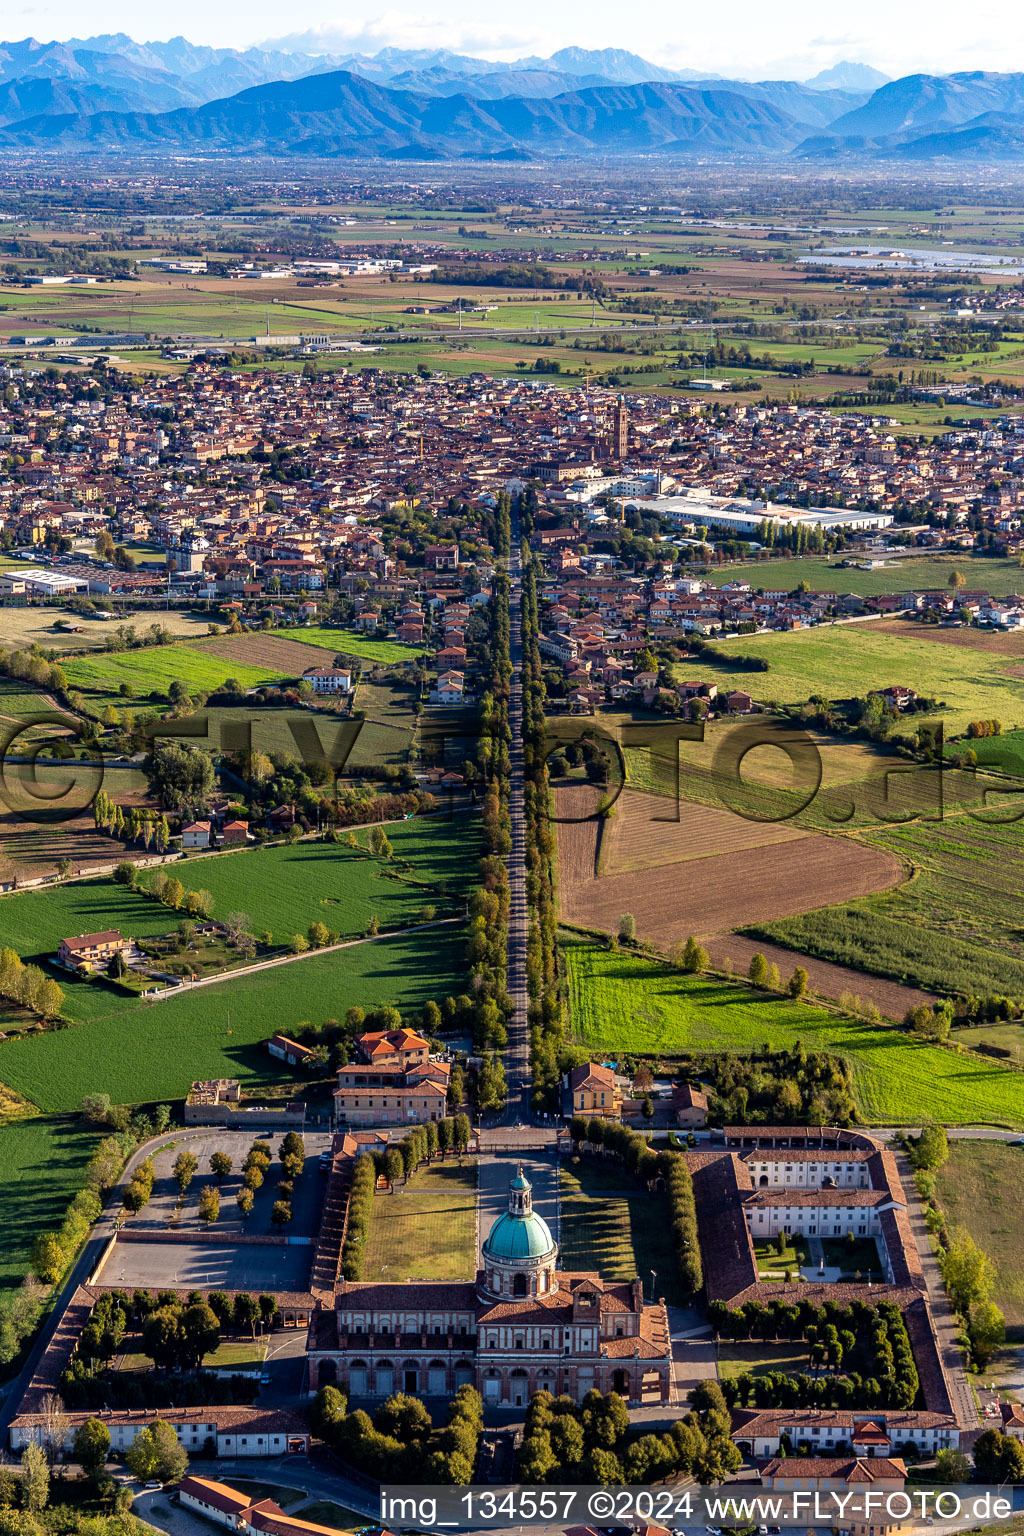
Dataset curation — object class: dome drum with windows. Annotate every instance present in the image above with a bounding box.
[480,1166,557,1299]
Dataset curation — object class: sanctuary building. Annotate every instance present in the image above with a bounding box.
[306,1167,673,1408]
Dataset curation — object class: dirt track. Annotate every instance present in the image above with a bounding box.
[555,784,904,948]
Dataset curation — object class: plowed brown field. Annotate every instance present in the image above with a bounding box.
[190,633,337,674]
[555,784,904,946]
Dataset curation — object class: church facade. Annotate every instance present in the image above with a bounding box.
[306,1168,673,1408]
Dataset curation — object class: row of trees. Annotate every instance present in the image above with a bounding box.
[910,1130,1007,1369]
[521,548,565,1113]
[95,794,170,853]
[0,947,64,1020]
[566,1119,702,1296]
[466,550,513,1066]
[519,1381,741,1486]
[313,1383,483,1484]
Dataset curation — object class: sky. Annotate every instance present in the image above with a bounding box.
[6,0,1024,79]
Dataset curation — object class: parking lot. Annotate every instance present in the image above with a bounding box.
[99,1127,333,1293]
[129,1128,331,1239]
[101,1237,316,1292]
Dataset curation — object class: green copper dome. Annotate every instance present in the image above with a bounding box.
[483,1167,556,1264]
[484,1208,556,1261]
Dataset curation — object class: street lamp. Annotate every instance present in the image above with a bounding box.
[650,1270,657,1303]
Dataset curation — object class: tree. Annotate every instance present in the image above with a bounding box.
[234,1293,260,1338]
[914,1125,949,1172]
[198,1186,220,1225]
[236,1187,254,1219]
[30,1233,65,1286]
[940,1227,995,1316]
[679,936,709,974]
[20,1444,48,1512]
[948,569,966,593]
[383,1149,403,1189]
[618,913,636,943]
[172,1150,198,1194]
[934,1447,972,1483]
[181,1303,220,1369]
[788,966,809,999]
[141,1307,184,1371]
[290,933,309,954]
[125,1421,187,1484]
[271,1200,292,1227]
[210,1151,232,1182]
[148,743,214,817]
[970,1301,1006,1366]
[748,953,768,987]
[73,1417,110,1475]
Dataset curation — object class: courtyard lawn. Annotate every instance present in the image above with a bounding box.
[935,1141,1024,1334]
[362,1161,477,1282]
[272,628,426,665]
[716,1342,814,1380]
[0,922,469,1111]
[564,944,1024,1128]
[671,624,1024,733]
[558,1157,686,1306]
[820,1236,884,1277]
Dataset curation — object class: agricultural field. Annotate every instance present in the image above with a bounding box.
[0,677,69,721]
[164,812,479,942]
[947,726,1024,776]
[559,1157,685,1306]
[0,764,149,884]
[350,676,420,769]
[61,643,292,710]
[362,1162,477,1282]
[0,811,479,1018]
[555,783,902,947]
[934,1141,1024,1335]
[0,920,469,1111]
[0,1112,98,1290]
[671,625,1024,733]
[563,943,1024,1127]
[0,605,212,653]
[758,814,1024,999]
[273,627,426,664]
[188,631,339,674]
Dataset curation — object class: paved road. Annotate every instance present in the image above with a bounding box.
[892,1145,978,1429]
[502,521,532,1128]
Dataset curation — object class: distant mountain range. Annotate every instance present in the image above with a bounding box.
[0,39,1018,159]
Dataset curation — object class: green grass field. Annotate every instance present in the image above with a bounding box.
[0,921,469,1110]
[0,814,478,1017]
[675,625,1024,732]
[0,1114,99,1290]
[564,944,1024,1127]
[716,1342,814,1380]
[168,814,478,940]
[948,728,1024,776]
[362,1161,477,1281]
[559,1157,685,1305]
[934,1141,1024,1333]
[704,556,1024,599]
[274,628,426,664]
[759,814,1024,999]
[61,644,290,707]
